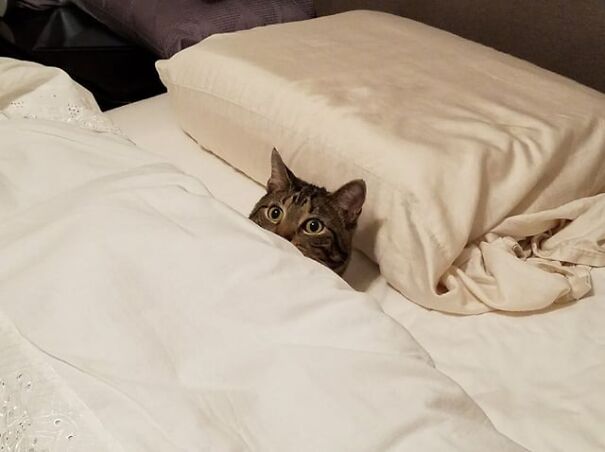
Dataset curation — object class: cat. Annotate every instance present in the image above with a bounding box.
[249,149,366,275]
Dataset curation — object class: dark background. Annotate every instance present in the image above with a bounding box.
[2,0,604,111]
[0,4,165,110]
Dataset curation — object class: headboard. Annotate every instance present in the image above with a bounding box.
[314,0,605,93]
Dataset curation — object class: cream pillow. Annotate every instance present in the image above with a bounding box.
[157,11,605,314]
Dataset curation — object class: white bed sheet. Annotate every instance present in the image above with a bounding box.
[107,94,605,452]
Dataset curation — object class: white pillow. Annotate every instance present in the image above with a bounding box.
[157,11,605,314]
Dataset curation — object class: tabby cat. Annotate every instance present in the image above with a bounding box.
[249,149,366,275]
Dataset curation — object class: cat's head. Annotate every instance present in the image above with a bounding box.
[249,149,366,275]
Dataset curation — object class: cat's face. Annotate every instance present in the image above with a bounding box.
[249,149,366,275]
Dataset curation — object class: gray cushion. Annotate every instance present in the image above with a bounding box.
[75,0,315,58]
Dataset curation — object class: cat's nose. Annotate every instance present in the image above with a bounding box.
[283,231,295,241]
[277,224,295,241]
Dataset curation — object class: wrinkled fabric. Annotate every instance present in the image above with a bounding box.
[449,194,605,310]
[108,93,605,452]
[0,311,122,451]
[0,119,526,451]
[158,11,605,314]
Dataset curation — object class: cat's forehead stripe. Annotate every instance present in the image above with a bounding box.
[281,193,294,205]
[295,191,309,206]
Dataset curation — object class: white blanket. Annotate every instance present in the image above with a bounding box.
[0,57,118,134]
[0,117,525,450]
[0,310,122,451]
[108,93,605,452]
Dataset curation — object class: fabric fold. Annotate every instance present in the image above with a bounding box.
[452,194,605,312]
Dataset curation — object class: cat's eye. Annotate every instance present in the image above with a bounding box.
[303,219,325,235]
[266,205,283,223]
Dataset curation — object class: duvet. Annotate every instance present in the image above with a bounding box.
[0,118,525,449]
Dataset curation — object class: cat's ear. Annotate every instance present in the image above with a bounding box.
[267,148,296,193]
[331,179,366,225]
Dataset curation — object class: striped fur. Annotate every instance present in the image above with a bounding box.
[249,149,365,276]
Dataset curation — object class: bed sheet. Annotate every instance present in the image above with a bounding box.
[107,94,605,452]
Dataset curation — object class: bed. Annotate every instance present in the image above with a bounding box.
[0,57,526,452]
[1,3,604,452]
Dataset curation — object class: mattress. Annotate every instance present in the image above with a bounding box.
[107,94,605,452]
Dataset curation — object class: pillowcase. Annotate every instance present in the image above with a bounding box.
[157,11,605,314]
[73,0,315,58]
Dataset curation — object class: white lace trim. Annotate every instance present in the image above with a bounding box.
[0,58,123,135]
[3,90,121,135]
[0,312,122,452]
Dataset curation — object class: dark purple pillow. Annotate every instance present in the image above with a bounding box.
[74,0,315,57]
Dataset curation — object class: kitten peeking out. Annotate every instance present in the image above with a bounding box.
[249,149,366,275]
